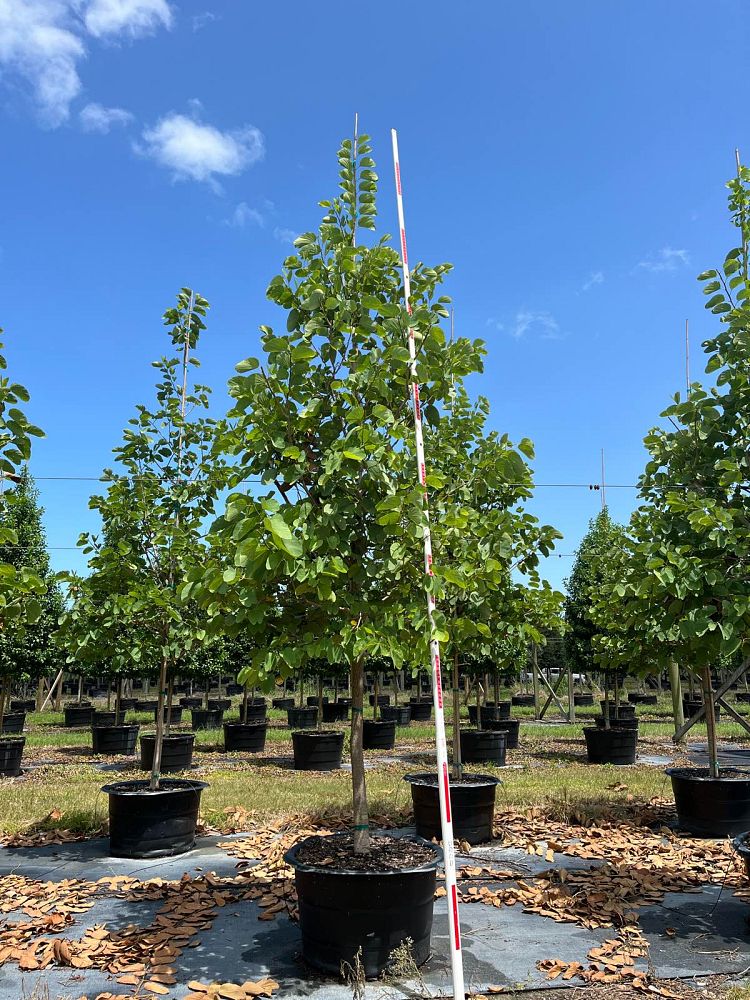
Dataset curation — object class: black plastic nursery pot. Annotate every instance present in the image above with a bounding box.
[380,705,412,726]
[667,767,750,837]
[140,733,195,773]
[573,693,594,707]
[460,728,507,765]
[285,832,442,978]
[732,831,750,880]
[92,724,139,755]
[337,697,352,707]
[224,721,268,753]
[600,701,636,719]
[736,692,750,704]
[511,694,534,708]
[119,698,139,711]
[468,704,510,726]
[208,698,232,712]
[584,726,638,765]
[179,696,203,709]
[272,697,295,710]
[64,704,94,727]
[292,730,344,771]
[368,694,391,707]
[88,687,107,699]
[102,778,209,858]
[226,683,244,696]
[628,693,657,705]
[154,706,183,725]
[0,713,25,735]
[10,699,35,713]
[136,700,159,713]
[240,702,268,723]
[682,698,720,721]
[191,708,223,731]
[405,772,501,845]
[306,696,329,706]
[408,700,433,722]
[485,717,520,749]
[287,707,318,730]
[92,710,118,727]
[594,715,639,731]
[322,702,349,723]
[0,736,24,776]
[362,719,396,750]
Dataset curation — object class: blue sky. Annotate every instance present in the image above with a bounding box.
[0,0,747,590]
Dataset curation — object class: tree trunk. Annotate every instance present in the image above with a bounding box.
[150,655,169,791]
[36,677,45,713]
[567,661,575,723]
[476,675,482,731]
[317,674,323,731]
[77,675,83,704]
[493,669,500,706]
[165,676,174,736]
[242,685,249,724]
[0,675,7,730]
[373,672,380,720]
[668,659,684,740]
[54,674,62,712]
[350,656,370,853]
[298,675,304,709]
[452,651,462,782]
[107,679,112,711]
[702,665,719,779]
[603,673,610,731]
[532,644,540,720]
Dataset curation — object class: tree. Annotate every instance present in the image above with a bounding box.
[590,165,750,773]
[69,290,227,787]
[187,134,486,853]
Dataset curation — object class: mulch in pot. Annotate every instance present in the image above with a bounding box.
[294,832,435,873]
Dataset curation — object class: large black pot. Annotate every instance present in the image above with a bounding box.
[0,713,25,734]
[594,715,639,731]
[102,778,208,858]
[381,705,412,726]
[136,700,159,713]
[307,696,329,706]
[285,832,442,978]
[408,700,433,722]
[369,694,391,707]
[272,697,295,710]
[64,704,93,727]
[584,726,637,764]
[239,702,268,723]
[628,693,657,705]
[191,708,223,730]
[88,687,107,699]
[292,730,344,771]
[600,701,636,719]
[736,692,750,704]
[140,733,195,772]
[405,772,500,844]
[119,698,139,711]
[224,721,268,753]
[468,704,510,726]
[180,696,203,709]
[485,717,520,749]
[10,699,35,713]
[337,697,352,707]
[226,683,244,696]
[682,698,720,721]
[154,706,183,725]
[92,710,117,727]
[287,707,318,730]
[668,767,750,837]
[208,698,232,712]
[92,724,139,755]
[0,736,24,776]
[511,694,535,708]
[322,702,349,723]
[573,693,594,707]
[460,728,507,765]
[363,719,396,750]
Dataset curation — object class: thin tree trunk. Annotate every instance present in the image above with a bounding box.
[350,656,369,853]
[54,674,62,711]
[242,685,249,724]
[36,677,45,713]
[374,672,380,720]
[107,679,112,711]
[532,644,540,720]
[0,675,7,731]
[298,675,304,709]
[603,673,610,730]
[317,674,323,730]
[493,669,500,706]
[668,660,684,740]
[115,676,122,725]
[567,661,575,723]
[150,655,169,791]
[77,675,83,704]
[165,676,174,736]
[702,665,719,779]
[476,675,482,731]
[452,651,462,782]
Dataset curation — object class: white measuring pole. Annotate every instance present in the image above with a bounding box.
[391,128,465,1000]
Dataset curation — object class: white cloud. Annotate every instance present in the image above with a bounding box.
[273,226,297,244]
[226,201,264,228]
[192,10,216,31]
[79,100,132,132]
[82,0,173,38]
[487,310,563,341]
[137,113,265,185]
[582,270,604,292]
[0,0,84,126]
[638,246,690,273]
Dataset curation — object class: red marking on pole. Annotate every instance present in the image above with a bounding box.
[395,162,402,196]
[451,886,461,950]
[420,462,426,485]
[442,762,452,822]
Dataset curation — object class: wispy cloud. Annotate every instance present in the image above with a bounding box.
[137,112,265,187]
[274,226,297,244]
[79,101,133,132]
[226,201,265,228]
[486,309,564,341]
[638,246,690,273]
[582,270,604,292]
[82,0,173,39]
[192,10,216,31]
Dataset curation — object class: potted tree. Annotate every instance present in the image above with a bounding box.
[187,134,480,976]
[71,290,223,856]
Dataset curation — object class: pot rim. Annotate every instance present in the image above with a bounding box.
[139,732,196,743]
[362,718,396,727]
[92,723,140,731]
[291,728,345,739]
[666,766,750,783]
[284,831,443,876]
[101,778,209,796]
[403,770,501,789]
[0,736,25,746]
[223,720,269,729]
[460,727,507,738]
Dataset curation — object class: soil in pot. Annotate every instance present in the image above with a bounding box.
[405,772,500,844]
[191,708,223,731]
[584,726,637,765]
[272,697,295,710]
[0,713,25,735]
[292,730,344,771]
[92,724,139,755]
[408,701,433,722]
[380,705,411,726]
[285,831,441,978]
[362,719,396,750]
[224,722,267,753]
[140,733,195,773]
[322,702,348,723]
[287,707,318,730]
[668,767,750,837]
[460,728,507,765]
[484,717,520,749]
[0,736,24,776]
[64,704,94,727]
[102,778,208,858]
